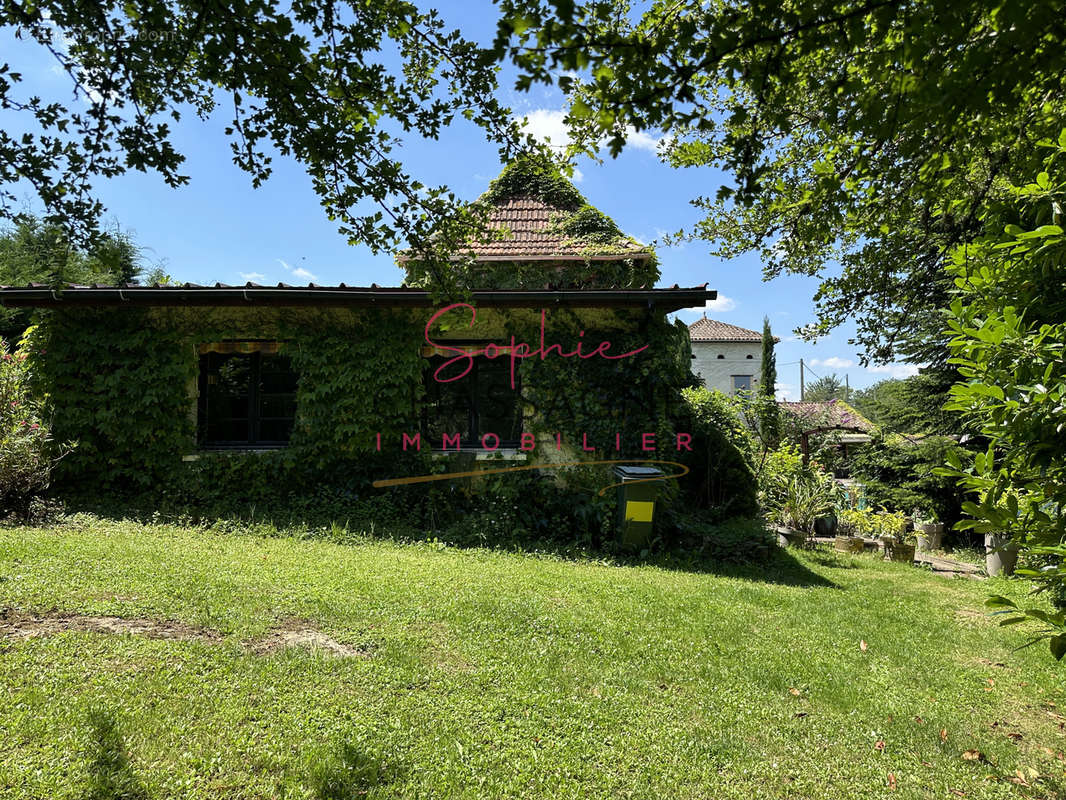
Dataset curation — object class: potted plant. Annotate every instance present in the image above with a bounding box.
[772,472,835,547]
[984,533,1020,577]
[833,514,865,554]
[913,509,945,552]
[814,511,838,538]
[879,512,915,563]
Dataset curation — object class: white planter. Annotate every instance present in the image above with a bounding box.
[916,523,944,552]
[984,533,1019,577]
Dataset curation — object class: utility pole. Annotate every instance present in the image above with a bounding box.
[845,373,850,401]
[800,358,805,401]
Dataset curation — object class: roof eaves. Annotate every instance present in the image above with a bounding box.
[0,283,715,313]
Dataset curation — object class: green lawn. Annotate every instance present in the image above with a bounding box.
[0,516,1063,799]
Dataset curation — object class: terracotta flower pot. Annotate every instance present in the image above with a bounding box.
[885,542,916,563]
[834,535,864,554]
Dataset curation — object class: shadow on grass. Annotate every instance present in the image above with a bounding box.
[637,548,840,588]
[50,498,838,589]
[800,548,864,570]
[83,708,147,800]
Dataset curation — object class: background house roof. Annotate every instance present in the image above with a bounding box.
[778,400,875,432]
[688,316,765,342]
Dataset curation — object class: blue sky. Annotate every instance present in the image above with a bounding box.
[0,3,918,399]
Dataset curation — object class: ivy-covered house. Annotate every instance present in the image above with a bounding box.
[0,160,713,503]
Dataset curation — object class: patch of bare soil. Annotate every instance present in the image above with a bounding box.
[246,620,372,658]
[0,607,220,642]
[0,607,372,659]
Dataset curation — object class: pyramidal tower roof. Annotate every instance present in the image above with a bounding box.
[464,158,654,262]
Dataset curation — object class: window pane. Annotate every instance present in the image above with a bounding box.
[476,359,522,442]
[202,353,251,443]
[260,394,297,418]
[732,375,752,392]
[422,354,523,446]
[258,419,295,443]
[423,357,472,442]
[260,355,298,392]
[199,347,298,447]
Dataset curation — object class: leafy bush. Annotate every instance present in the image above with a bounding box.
[838,507,909,540]
[758,445,841,533]
[938,138,1066,659]
[678,387,758,520]
[0,337,74,518]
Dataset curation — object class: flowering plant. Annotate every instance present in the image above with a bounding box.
[0,335,74,517]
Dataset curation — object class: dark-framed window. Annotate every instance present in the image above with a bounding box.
[731,374,753,393]
[422,352,523,447]
[198,343,297,448]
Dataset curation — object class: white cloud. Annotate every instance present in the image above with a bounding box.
[519,109,571,150]
[518,108,666,156]
[675,294,737,319]
[868,363,922,379]
[239,272,265,282]
[776,382,798,401]
[811,356,855,369]
[627,129,660,152]
[705,294,736,313]
[677,294,737,317]
[571,167,584,183]
[276,258,318,283]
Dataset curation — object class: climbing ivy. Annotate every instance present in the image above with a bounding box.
[515,309,694,456]
[480,157,588,209]
[25,309,197,491]
[23,300,755,538]
[406,156,660,290]
[25,307,428,497]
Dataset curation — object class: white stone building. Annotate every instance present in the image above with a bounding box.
[688,316,767,395]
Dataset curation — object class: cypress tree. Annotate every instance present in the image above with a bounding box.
[759,317,780,446]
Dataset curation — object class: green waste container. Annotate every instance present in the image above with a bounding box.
[613,465,666,550]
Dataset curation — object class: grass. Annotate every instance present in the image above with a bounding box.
[0,515,1064,799]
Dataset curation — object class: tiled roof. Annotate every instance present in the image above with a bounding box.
[0,282,714,312]
[464,196,652,261]
[778,400,874,432]
[688,316,764,342]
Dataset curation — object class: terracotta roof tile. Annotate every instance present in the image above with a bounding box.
[465,195,651,260]
[778,400,874,432]
[688,316,764,342]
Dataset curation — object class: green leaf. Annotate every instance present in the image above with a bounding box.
[1051,634,1066,661]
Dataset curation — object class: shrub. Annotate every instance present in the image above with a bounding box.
[758,445,841,533]
[0,337,74,518]
[678,387,758,520]
[838,507,909,540]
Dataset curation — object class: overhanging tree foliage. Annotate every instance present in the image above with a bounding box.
[0,0,525,278]
[493,0,1066,363]
[940,137,1066,659]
